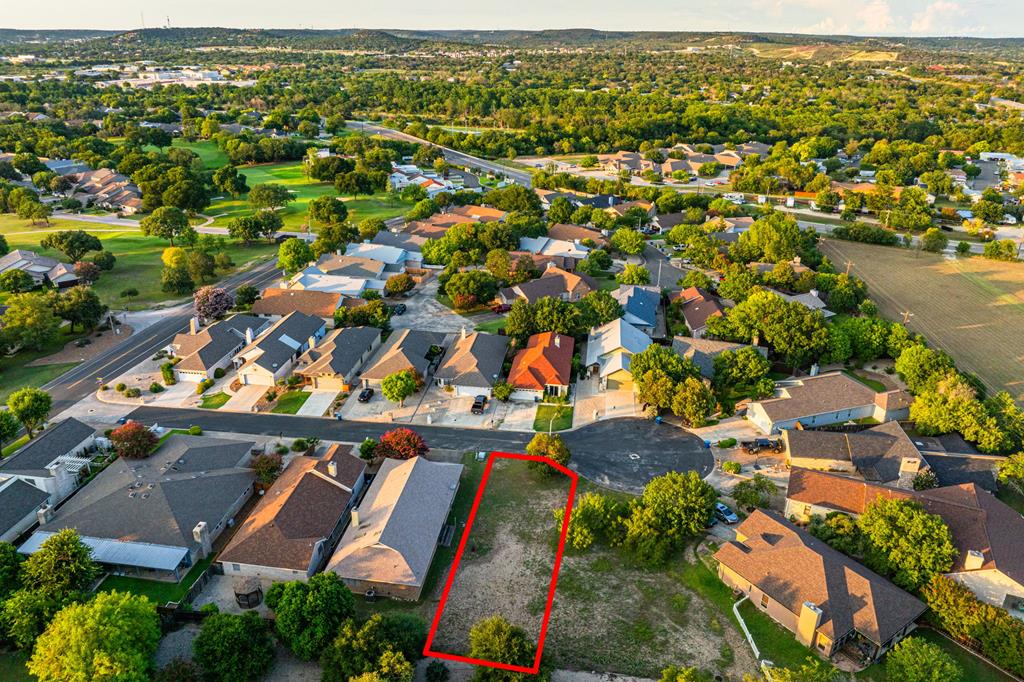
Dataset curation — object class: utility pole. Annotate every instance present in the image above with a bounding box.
[844,259,853,275]
[901,310,914,325]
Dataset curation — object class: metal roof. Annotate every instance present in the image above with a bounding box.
[19,531,189,572]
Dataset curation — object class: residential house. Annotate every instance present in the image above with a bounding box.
[498,265,598,306]
[749,259,813,277]
[20,435,258,581]
[674,287,725,338]
[64,168,143,214]
[169,315,270,382]
[507,332,574,400]
[219,445,367,581]
[287,271,386,298]
[0,478,50,543]
[518,235,590,261]
[446,205,507,223]
[702,216,755,234]
[605,200,657,220]
[770,288,835,319]
[314,254,387,280]
[546,223,609,247]
[0,249,78,288]
[326,456,463,600]
[599,151,646,174]
[747,372,914,434]
[0,417,96,506]
[584,319,652,391]
[672,337,766,380]
[251,289,345,326]
[233,312,327,386]
[784,468,1024,615]
[434,329,510,397]
[612,285,661,336]
[359,329,446,388]
[782,422,929,487]
[372,231,427,265]
[294,326,382,391]
[345,242,411,273]
[714,510,926,662]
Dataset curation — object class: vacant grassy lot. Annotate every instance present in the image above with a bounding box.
[0,216,278,308]
[820,239,1024,402]
[206,162,414,230]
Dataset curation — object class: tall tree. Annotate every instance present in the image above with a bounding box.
[140,206,195,246]
[39,230,102,262]
[7,387,52,438]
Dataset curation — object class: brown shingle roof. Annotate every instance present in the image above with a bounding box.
[784,422,922,484]
[219,445,364,572]
[714,510,926,646]
[787,468,1024,582]
[252,289,343,319]
[754,372,879,423]
[547,223,609,247]
[507,332,574,391]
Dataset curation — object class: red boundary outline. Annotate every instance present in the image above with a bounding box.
[422,451,578,674]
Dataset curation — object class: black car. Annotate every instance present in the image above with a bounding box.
[391,303,407,316]
[471,395,487,415]
[357,388,374,402]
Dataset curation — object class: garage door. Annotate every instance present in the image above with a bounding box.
[607,377,633,392]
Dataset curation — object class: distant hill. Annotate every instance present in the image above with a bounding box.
[0,28,118,45]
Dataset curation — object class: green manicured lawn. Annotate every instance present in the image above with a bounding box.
[270,390,312,414]
[0,321,87,403]
[737,600,817,670]
[1,435,30,458]
[96,555,215,605]
[474,318,506,334]
[145,139,229,170]
[206,161,414,231]
[843,369,887,392]
[0,217,278,309]
[199,392,231,409]
[857,629,1015,682]
[0,651,33,681]
[534,404,574,432]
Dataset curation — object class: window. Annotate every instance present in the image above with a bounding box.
[231,564,240,572]
[760,593,769,608]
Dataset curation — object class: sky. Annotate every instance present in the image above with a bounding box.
[2,0,1022,38]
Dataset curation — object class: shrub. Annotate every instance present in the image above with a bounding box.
[377,428,429,459]
[291,438,309,452]
[196,379,214,394]
[149,382,164,393]
[110,421,158,459]
[722,461,741,474]
[99,384,108,391]
[124,387,141,398]
[717,438,737,449]
[213,367,225,379]
[252,453,283,484]
[426,660,450,682]
[115,383,126,392]
[187,425,202,436]
[492,381,513,402]
[160,362,176,384]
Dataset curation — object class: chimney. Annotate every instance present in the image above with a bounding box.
[193,521,212,557]
[190,317,200,335]
[793,256,802,265]
[554,334,561,348]
[809,363,820,376]
[460,326,467,341]
[36,504,53,526]
[965,549,985,571]
[796,601,824,647]
[244,327,254,345]
[308,335,317,351]
[810,289,819,299]
[351,508,360,528]
[328,460,337,478]
[899,457,922,476]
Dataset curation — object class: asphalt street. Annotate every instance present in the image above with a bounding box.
[347,121,533,187]
[42,259,282,416]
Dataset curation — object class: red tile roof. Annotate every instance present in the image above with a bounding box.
[507,332,574,391]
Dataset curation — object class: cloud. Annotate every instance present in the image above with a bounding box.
[909,1,966,34]
[857,0,895,33]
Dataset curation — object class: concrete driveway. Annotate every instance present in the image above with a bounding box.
[222,385,266,412]
[295,389,337,417]
[391,281,477,333]
[562,417,714,493]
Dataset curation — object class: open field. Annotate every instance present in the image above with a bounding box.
[430,457,572,656]
[820,239,1024,402]
[0,216,278,308]
[206,161,414,230]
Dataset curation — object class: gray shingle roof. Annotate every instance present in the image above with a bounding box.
[295,326,380,380]
[172,315,266,372]
[38,435,256,552]
[613,285,660,328]
[239,312,324,374]
[434,332,510,388]
[0,479,49,537]
[360,329,446,382]
[672,337,764,379]
[0,418,94,476]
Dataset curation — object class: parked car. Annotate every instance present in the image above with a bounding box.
[491,303,511,314]
[391,303,407,316]
[471,395,488,415]
[740,438,782,454]
[715,502,739,524]
[357,388,374,402]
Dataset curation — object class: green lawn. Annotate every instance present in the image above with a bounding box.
[0,216,278,309]
[843,369,887,392]
[474,318,505,334]
[534,404,574,432]
[96,555,215,605]
[146,139,229,170]
[199,392,231,409]
[0,651,33,681]
[737,600,817,670]
[857,629,1016,682]
[206,161,414,231]
[0,320,88,403]
[270,390,312,414]
[1,435,30,458]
